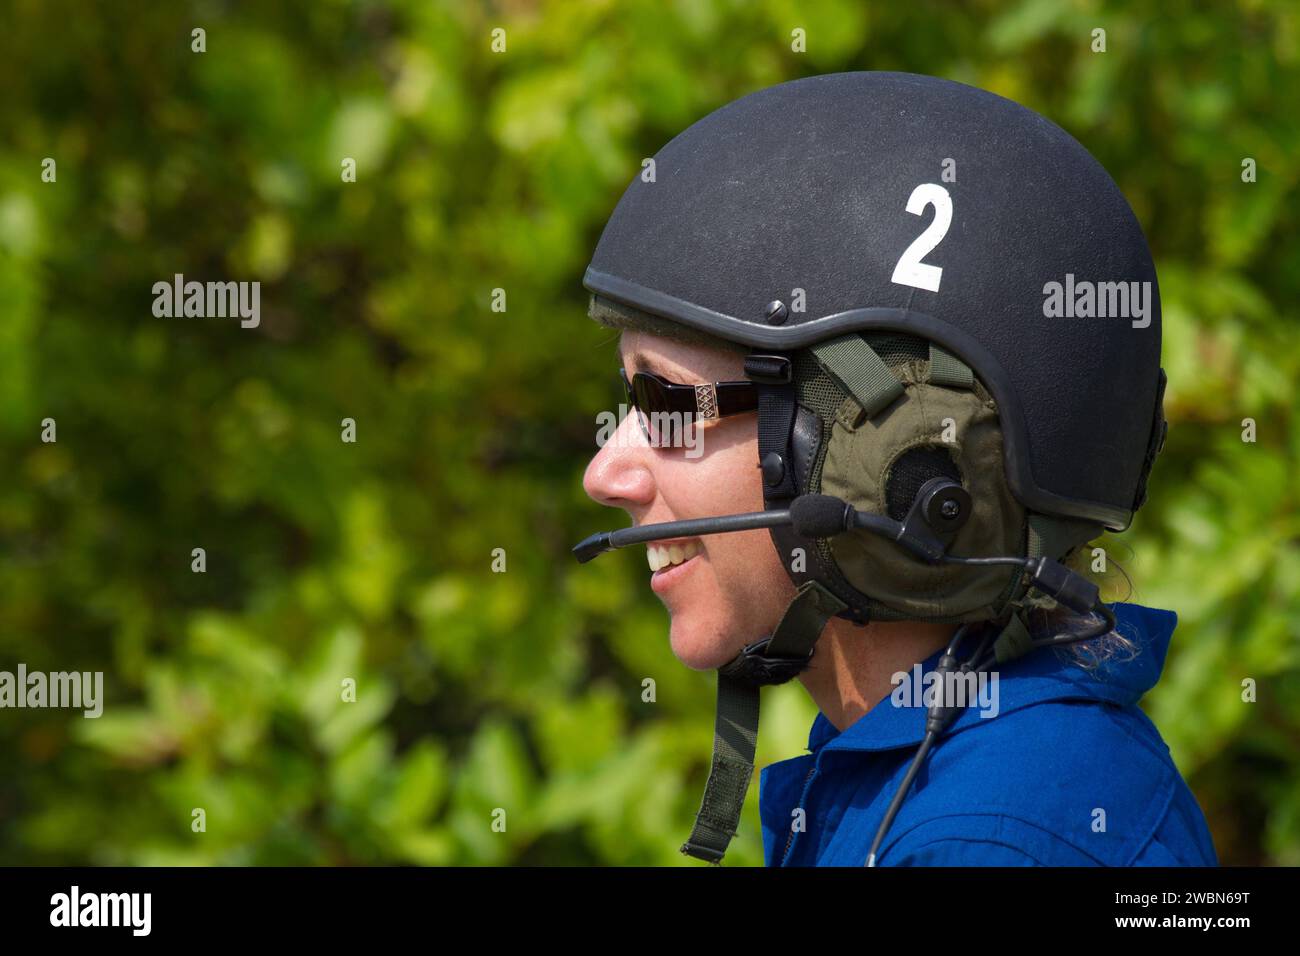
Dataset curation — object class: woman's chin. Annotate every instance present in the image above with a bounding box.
[667,618,741,671]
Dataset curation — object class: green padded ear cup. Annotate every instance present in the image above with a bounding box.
[817,359,1028,622]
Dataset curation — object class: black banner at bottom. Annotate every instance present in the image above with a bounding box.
[0,865,1282,940]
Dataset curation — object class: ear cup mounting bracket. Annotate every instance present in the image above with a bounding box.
[895,477,973,562]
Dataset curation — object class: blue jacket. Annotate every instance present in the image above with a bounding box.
[759,602,1219,866]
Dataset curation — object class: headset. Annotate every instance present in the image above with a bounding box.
[573,477,1116,865]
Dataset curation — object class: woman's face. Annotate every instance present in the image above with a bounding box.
[583,330,799,670]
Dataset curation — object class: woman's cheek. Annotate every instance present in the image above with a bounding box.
[726,530,792,626]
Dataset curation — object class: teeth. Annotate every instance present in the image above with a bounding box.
[647,540,701,573]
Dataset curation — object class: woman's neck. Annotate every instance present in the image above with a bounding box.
[798,617,958,732]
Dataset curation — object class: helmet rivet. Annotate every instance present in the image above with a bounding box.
[765,300,789,325]
[940,499,961,519]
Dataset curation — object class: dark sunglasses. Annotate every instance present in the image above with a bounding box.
[619,367,758,446]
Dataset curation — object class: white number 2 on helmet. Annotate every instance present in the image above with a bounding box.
[890,183,951,293]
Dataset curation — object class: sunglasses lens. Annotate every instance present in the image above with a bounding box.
[632,373,664,409]
[632,374,665,444]
[619,369,702,448]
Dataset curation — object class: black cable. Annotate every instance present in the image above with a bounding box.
[865,630,971,867]
[968,602,1116,674]
[940,555,1030,569]
[943,621,980,657]
[865,731,937,867]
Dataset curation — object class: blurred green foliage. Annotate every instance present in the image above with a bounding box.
[0,0,1296,865]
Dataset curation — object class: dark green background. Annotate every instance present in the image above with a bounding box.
[0,0,1296,865]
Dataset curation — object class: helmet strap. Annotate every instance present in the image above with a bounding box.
[680,580,846,864]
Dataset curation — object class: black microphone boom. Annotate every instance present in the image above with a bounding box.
[571,493,913,564]
[571,508,793,563]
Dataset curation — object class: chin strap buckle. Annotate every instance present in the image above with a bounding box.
[717,637,814,686]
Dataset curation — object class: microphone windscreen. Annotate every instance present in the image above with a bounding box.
[789,494,851,538]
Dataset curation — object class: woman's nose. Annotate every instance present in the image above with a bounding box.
[583,409,655,510]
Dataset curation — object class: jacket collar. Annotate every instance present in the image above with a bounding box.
[808,602,1178,755]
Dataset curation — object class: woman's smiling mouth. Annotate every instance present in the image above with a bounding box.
[648,538,703,594]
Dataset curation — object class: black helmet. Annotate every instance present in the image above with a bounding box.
[580,71,1168,864]
[587,70,1166,529]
